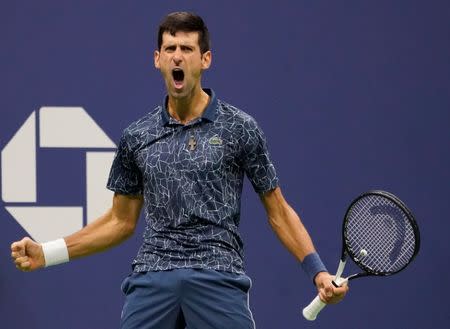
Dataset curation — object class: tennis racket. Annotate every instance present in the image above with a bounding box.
[302,190,420,321]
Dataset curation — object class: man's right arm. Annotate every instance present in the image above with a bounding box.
[11,193,143,271]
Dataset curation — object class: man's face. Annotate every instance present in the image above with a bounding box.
[154,31,211,99]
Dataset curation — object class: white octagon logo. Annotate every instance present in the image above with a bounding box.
[1,107,116,242]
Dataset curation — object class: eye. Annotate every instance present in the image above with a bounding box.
[165,45,176,52]
[181,46,193,52]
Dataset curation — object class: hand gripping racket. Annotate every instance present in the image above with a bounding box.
[302,190,420,321]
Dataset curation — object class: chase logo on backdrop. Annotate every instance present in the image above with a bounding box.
[1,107,116,242]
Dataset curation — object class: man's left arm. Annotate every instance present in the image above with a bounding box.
[259,186,348,304]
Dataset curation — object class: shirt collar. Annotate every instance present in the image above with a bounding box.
[161,88,218,126]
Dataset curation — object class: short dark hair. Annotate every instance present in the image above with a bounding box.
[158,12,211,54]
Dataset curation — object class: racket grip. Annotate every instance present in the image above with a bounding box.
[302,295,326,321]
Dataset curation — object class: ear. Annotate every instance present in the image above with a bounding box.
[201,50,212,70]
[154,50,161,69]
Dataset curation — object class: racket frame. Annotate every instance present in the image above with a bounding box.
[341,190,420,280]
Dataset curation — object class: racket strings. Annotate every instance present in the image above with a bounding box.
[352,199,415,272]
[347,214,397,271]
[348,214,398,268]
[345,195,416,274]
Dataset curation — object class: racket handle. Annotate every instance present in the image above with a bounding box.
[302,295,326,321]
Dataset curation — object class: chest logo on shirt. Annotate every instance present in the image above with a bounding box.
[208,135,223,146]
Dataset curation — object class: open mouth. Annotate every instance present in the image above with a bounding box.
[172,68,184,88]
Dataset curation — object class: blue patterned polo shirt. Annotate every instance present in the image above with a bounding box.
[107,89,279,274]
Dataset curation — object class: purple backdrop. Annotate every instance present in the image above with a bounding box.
[1,1,449,328]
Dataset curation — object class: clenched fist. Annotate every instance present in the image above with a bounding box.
[314,272,349,304]
[11,237,45,271]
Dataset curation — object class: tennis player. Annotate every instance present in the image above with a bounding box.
[11,12,348,328]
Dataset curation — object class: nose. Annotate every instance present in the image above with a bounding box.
[173,47,182,65]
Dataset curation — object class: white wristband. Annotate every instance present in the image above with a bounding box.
[41,238,69,267]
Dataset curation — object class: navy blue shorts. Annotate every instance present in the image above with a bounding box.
[120,268,255,329]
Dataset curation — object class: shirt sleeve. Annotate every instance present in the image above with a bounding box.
[106,131,143,195]
[240,117,279,194]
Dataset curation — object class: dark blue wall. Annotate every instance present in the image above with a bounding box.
[1,1,449,328]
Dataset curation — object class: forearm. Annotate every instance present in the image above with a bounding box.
[64,208,135,260]
[265,192,316,262]
[261,187,329,286]
[11,193,142,271]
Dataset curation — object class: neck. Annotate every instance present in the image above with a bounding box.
[168,86,210,124]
